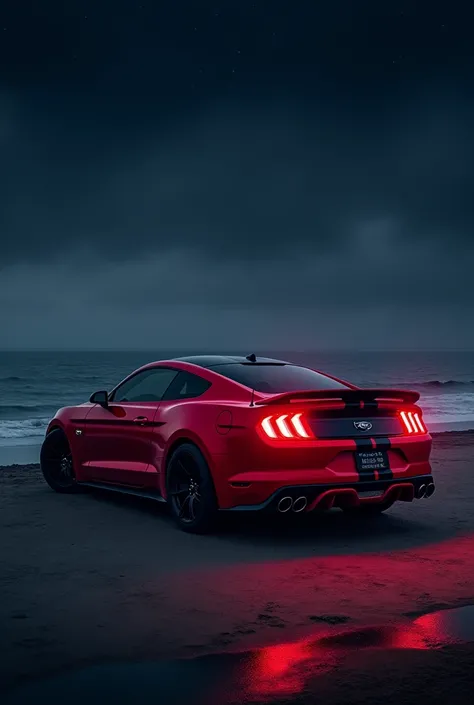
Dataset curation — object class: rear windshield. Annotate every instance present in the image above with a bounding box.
[210,363,350,394]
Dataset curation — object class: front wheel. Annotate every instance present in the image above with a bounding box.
[40,429,79,494]
[166,443,218,534]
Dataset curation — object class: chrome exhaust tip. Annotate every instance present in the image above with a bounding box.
[277,496,293,513]
[425,483,435,498]
[292,496,308,513]
[417,484,426,499]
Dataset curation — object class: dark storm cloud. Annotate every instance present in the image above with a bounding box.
[2,96,474,266]
[1,0,474,348]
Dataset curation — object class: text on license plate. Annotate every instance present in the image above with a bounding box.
[355,450,390,472]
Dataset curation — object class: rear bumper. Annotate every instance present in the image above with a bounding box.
[222,475,435,512]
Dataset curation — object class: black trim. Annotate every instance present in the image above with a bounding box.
[374,437,393,479]
[77,482,166,502]
[224,475,434,512]
[363,401,378,411]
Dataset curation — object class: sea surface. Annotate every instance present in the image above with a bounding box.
[1,350,473,453]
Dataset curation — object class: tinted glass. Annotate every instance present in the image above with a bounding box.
[111,368,178,402]
[162,371,211,400]
[211,364,349,394]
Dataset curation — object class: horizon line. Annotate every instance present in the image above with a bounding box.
[1,348,473,354]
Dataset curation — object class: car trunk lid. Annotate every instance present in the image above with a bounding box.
[255,388,423,440]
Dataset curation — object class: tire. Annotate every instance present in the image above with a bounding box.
[342,499,395,516]
[166,443,218,534]
[40,428,79,494]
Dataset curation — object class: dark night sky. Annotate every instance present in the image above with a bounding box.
[1,0,473,349]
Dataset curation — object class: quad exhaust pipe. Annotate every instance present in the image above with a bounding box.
[277,496,308,513]
[416,482,435,499]
[293,496,308,513]
[425,482,435,497]
[277,482,434,512]
[277,496,293,513]
[417,484,427,498]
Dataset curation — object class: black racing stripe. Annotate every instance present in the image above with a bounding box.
[374,437,393,479]
[374,437,391,451]
[354,438,374,449]
[354,437,377,481]
[363,400,378,410]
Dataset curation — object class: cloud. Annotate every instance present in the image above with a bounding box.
[1,0,473,349]
[1,226,472,350]
[2,98,474,268]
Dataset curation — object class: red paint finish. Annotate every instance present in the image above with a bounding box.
[79,401,162,487]
[45,358,433,511]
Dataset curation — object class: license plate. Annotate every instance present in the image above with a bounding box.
[358,490,384,498]
[355,450,390,472]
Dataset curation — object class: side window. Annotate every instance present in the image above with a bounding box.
[110,368,178,403]
[162,371,211,401]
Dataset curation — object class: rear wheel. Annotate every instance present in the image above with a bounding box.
[342,499,395,516]
[166,443,218,534]
[40,429,79,494]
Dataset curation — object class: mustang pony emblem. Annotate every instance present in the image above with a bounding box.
[353,421,373,431]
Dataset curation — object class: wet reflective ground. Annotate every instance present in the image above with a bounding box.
[3,604,474,705]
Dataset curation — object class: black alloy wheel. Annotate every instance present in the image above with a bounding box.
[166,443,218,533]
[40,428,79,493]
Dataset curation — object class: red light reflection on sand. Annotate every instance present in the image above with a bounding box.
[390,623,432,650]
[243,638,338,701]
[239,609,470,701]
[392,610,468,650]
[164,533,474,701]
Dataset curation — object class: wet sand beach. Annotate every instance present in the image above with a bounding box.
[1,431,474,703]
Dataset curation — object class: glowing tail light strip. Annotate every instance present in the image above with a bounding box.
[413,412,426,433]
[291,412,311,438]
[260,413,313,440]
[400,411,426,435]
[275,414,293,438]
[261,416,278,439]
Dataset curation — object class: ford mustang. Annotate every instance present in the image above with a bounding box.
[40,355,435,533]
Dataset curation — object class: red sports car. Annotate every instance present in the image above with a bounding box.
[40,355,435,533]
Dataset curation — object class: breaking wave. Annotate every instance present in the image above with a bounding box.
[402,380,474,389]
[0,418,49,440]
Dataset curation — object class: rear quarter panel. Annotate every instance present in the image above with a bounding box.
[153,400,243,496]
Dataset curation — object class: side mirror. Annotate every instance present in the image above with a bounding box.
[90,390,109,408]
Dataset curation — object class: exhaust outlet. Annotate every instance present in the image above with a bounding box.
[425,483,435,498]
[277,496,293,513]
[292,496,308,513]
[417,484,426,499]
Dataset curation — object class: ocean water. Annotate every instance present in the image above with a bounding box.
[0,350,473,450]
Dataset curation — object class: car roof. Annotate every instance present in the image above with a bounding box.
[172,355,290,368]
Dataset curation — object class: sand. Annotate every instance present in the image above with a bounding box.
[1,431,474,702]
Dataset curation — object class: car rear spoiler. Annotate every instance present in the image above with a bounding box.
[254,388,420,406]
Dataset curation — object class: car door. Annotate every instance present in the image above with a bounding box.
[150,370,213,485]
[81,367,178,487]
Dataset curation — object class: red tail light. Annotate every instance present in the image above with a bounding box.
[260,413,313,440]
[400,410,427,435]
